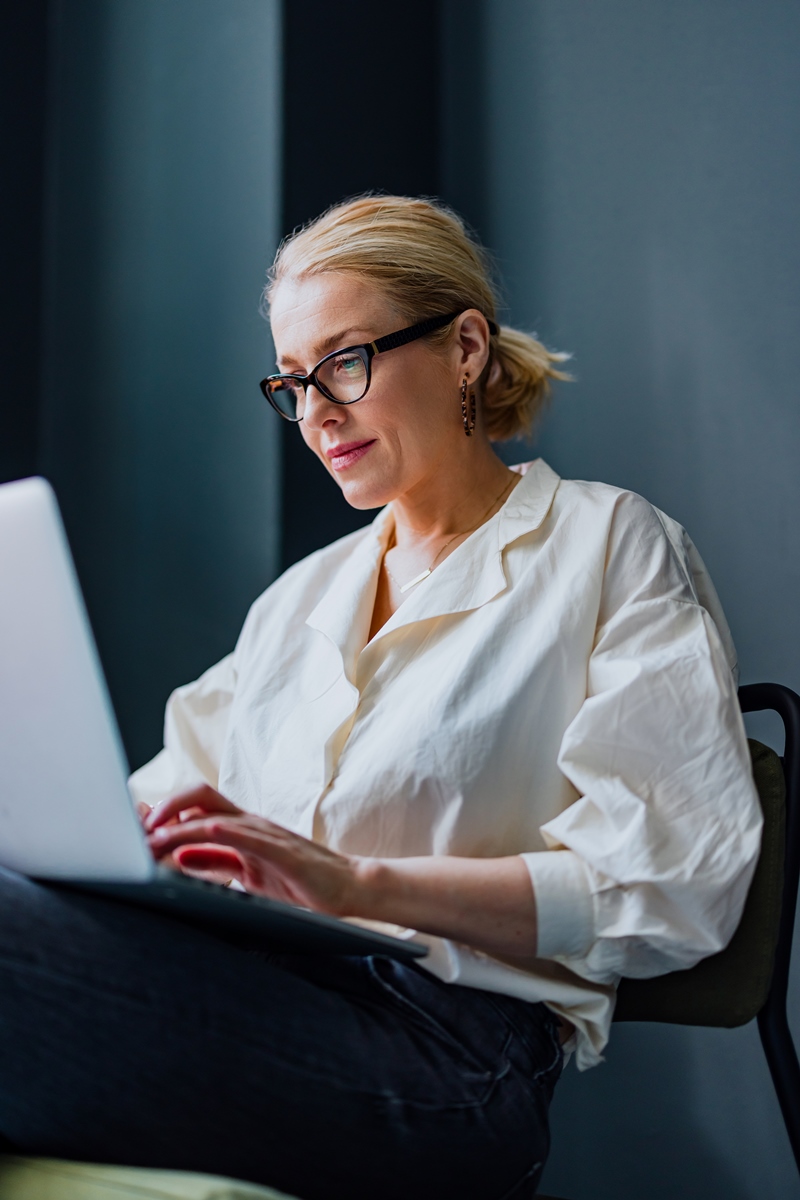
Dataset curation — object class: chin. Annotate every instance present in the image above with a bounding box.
[336,471,398,511]
[338,483,391,511]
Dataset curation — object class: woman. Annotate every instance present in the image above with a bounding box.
[0,196,761,1199]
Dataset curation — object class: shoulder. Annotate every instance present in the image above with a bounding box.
[545,475,678,571]
[555,475,661,526]
[546,473,704,607]
[511,460,662,532]
[553,478,737,672]
[507,460,683,578]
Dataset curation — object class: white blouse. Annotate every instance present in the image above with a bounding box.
[129,459,762,1070]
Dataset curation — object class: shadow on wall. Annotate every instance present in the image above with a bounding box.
[541,1021,794,1199]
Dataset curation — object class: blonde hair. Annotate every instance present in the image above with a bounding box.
[265,195,570,441]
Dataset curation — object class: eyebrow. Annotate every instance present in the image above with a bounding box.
[277,327,375,371]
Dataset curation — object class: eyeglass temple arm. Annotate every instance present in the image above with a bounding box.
[371,311,499,355]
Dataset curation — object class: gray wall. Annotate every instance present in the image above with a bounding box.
[449,1,800,1195]
[40,0,282,770]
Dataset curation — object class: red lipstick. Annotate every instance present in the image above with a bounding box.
[326,439,376,471]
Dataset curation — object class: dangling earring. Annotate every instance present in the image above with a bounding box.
[461,376,477,437]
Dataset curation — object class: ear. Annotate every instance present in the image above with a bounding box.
[452,310,492,381]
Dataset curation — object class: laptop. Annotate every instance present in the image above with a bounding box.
[0,476,425,964]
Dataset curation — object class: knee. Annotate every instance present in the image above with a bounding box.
[0,867,38,908]
[0,869,84,953]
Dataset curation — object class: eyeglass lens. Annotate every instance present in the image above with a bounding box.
[266,378,304,420]
[319,350,369,402]
[268,350,369,419]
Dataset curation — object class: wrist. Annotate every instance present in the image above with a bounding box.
[347,855,389,920]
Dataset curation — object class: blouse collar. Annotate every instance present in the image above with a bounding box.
[306,458,561,676]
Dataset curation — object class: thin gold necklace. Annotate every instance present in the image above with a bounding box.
[384,474,517,595]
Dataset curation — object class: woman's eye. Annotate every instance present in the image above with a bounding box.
[333,355,362,374]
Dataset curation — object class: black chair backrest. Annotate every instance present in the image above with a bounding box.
[614,736,784,1025]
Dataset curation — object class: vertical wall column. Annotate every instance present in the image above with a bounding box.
[40,0,283,768]
[0,1,48,484]
[278,0,443,567]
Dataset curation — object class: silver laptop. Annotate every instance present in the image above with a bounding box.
[0,476,425,962]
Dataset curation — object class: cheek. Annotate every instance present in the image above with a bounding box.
[298,423,337,477]
[401,376,457,444]
[299,423,322,458]
[378,358,454,436]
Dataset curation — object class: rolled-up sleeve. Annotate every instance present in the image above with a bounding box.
[524,493,763,982]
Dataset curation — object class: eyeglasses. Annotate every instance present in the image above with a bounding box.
[260,310,493,422]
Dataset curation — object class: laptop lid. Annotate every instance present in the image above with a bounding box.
[0,477,153,881]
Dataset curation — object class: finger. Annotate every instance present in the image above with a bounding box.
[174,845,243,877]
[150,821,340,909]
[178,806,208,823]
[148,817,293,868]
[177,844,300,905]
[145,785,242,832]
[152,850,182,872]
[148,816,231,858]
[135,800,152,824]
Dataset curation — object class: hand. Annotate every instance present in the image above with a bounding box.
[145,788,539,961]
[140,789,237,885]
[137,799,182,873]
[145,784,359,914]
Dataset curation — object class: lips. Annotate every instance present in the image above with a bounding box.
[326,439,376,471]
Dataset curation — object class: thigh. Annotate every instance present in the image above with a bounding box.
[0,869,561,1200]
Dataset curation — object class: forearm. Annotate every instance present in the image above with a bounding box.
[146,790,539,961]
[351,854,538,963]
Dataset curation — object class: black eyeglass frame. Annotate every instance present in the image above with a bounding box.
[259,309,499,422]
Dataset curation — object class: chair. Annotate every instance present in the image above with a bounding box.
[2,685,798,1200]
[538,682,800,1199]
[612,682,800,1175]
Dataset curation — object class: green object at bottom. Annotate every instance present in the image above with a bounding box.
[0,1156,296,1200]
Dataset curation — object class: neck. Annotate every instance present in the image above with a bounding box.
[390,436,516,552]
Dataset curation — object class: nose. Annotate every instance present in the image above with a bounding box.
[301,382,345,431]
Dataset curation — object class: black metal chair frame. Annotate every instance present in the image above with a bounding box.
[738,683,800,1174]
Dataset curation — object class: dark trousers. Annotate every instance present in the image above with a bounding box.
[0,868,562,1200]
